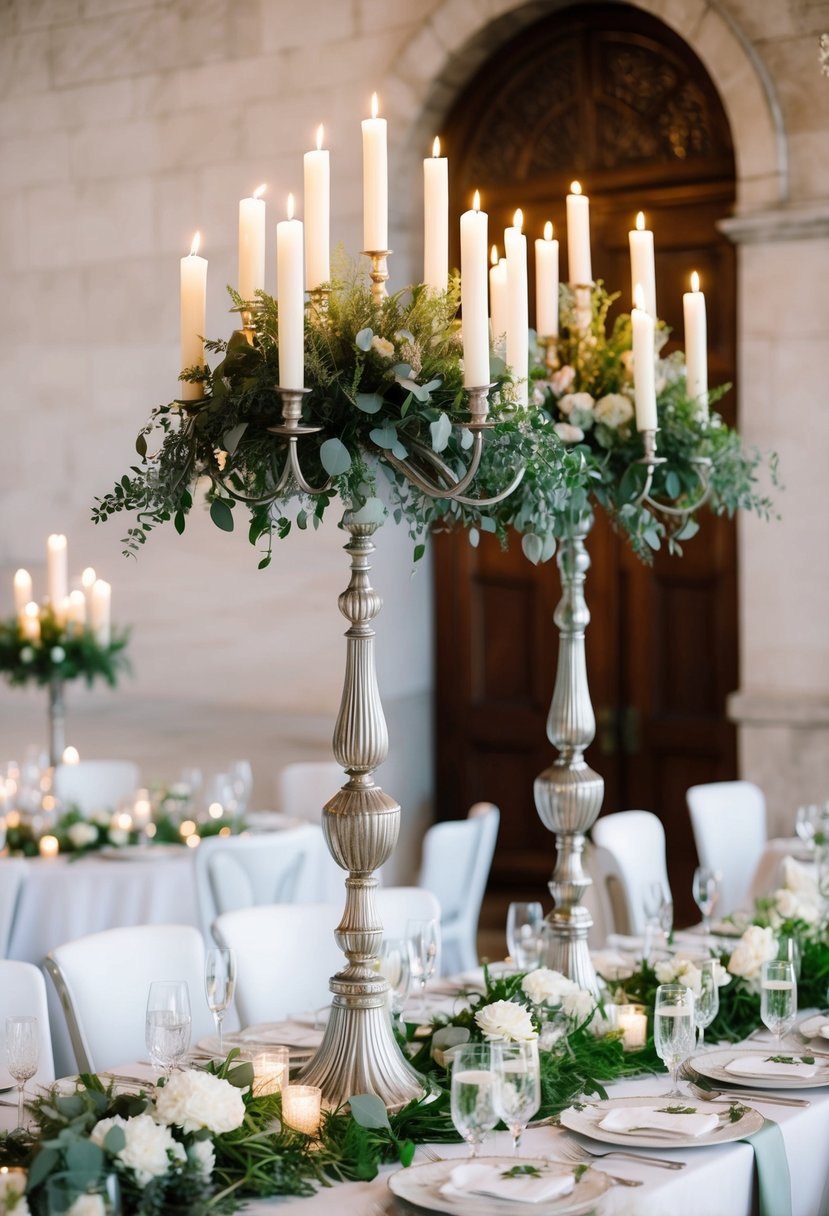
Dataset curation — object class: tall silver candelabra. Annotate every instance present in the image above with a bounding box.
[48,677,66,768]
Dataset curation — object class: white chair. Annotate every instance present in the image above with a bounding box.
[0,859,28,957]
[591,811,671,936]
[377,886,441,940]
[45,924,212,1073]
[418,803,499,974]
[0,961,55,1086]
[194,826,323,940]
[687,780,767,917]
[53,760,140,816]
[275,761,343,824]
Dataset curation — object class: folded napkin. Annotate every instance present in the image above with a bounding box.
[440,1163,574,1205]
[599,1106,718,1137]
[798,1015,829,1040]
[743,1119,792,1216]
[725,1055,817,1079]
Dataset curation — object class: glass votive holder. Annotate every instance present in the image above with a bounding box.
[616,1003,647,1050]
[38,833,59,859]
[250,1047,289,1097]
[281,1084,322,1135]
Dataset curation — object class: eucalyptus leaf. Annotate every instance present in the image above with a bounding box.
[223,422,248,455]
[675,517,700,541]
[104,1125,127,1153]
[320,438,352,476]
[355,392,384,415]
[349,1092,391,1130]
[27,1147,60,1189]
[355,327,374,352]
[479,516,497,533]
[370,424,398,451]
[393,363,412,378]
[430,412,452,453]
[469,528,480,549]
[522,533,544,564]
[460,427,474,451]
[227,1060,255,1089]
[349,497,386,526]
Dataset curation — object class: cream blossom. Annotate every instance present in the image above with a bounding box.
[654,956,702,995]
[558,391,594,417]
[521,968,579,1007]
[154,1069,245,1135]
[549,365,576,396]
[50,646,66,663]
[91,1113,185,1186]
[67,821,98,849]
[474,999,537,1042]
[561,988,596,1024]
[554,422,584,444]
[66,1197,106,1216]
[0,1171,30,1215]
[188,1138,216,1178]
[727,924,777,984]
[214,449,228,471]
[370,335,395,359]
[593,392,634,429]
[107,828,129,847]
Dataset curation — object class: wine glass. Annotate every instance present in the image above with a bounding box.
[692,866,719,935]
[378,938,412,1026]
[491,1040,541,1156]
[795,804,819,852]
[407,918,440,1017]
[145,981,191,1075]
[205,947,236,1056]
[760,960,797,1049]
[6,1016,38,1130]
[228,760,253,817]
[449,1043,498,1157]
[506,902,544,971]
[654,983,696,1096]
[694,960,720,1047]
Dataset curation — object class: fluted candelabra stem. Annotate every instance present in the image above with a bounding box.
[299,514,424,1108]
[534,511,603,995]
[48,677,65,768]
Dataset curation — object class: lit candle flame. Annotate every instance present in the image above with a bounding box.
[570,181,582,195]
[432,136,441,158]
[513,208,523,232]
[691,270,700,292]
[544,220,553,241]
[636,211,646,231]
[473,190,481,212]
[316,124,324,151]
[24,602,39,621]
[371,92,379,119]
[287,193,295,221]
[253,184,267,199]
[62,746,80,765]
[490,244,499,266]
[81,566,96,589]
[633,283,646,310]
[189,232,201,257]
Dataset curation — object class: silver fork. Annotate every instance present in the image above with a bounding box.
[685,1080,809,1109]
[555,1140,686,1171]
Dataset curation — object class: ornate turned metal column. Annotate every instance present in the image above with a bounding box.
[534,511,603,996]
[48,676,66,768]
[299,513,424,1108]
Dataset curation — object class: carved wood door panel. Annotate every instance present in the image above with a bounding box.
[434,3,738,921]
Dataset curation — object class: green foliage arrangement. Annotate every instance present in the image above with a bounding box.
[0,608,128,690]
[4,804,243,859]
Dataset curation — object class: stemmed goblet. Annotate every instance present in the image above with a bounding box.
[449,1043,498,1158]
[491,1040,541,1156]
[760,960,797,1050]
[694,960,720,1047]
[407,918,440,1018]
[6,1016,38,1131]
[377,938,412,1029]
[145,981,191,1076]
[654,983,696,1096]
[205,947,236,1056]
[692,867,719,936]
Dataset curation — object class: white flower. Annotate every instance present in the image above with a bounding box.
[561,989,596,1023]
[474,999,537,1042]
[188,1138,216,1178]
[554,422,584,444]
[549,365,575,396]
[154,1069,245,1135]
[0,1171,30,1214]
[91,1113,186,1186]
[727,925,777,983]
[558,391,594,417]
[593,392,634,429]
[370,335,395,359]
[107,828,129,847]
[20,647,34,663]
[712,959,731,987]
[654,956,702,995]
[50,646,66,663]
[521,968,579,1007]
[68,821,98,849]
[66,1196,106,1216]
[214,449,228,471]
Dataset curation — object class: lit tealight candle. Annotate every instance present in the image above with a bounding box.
[281,1084,322,1135]
[133,789,152,830]
[251,1047,289,1097]
[13,570,32,618]
[616,1004,647,1050]
[683,270,708,421]
[21,602,40,643]
[180,232,207,401]
[62,746,80,765]
[39,834,59,859]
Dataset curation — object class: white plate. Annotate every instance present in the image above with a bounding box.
[690,1047,829,1090]
[96,844,184,861]
[388,1157,609,1216]
[560,1094,763,1148]
[197,1023,320,1059]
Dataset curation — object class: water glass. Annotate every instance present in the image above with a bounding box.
[378,938,412,1023]
[760,959,797,1048]
[692,866,719,934]
[5,1015,38,1130]
[654,983,695,1096]
[146,981,191,1075]
[795,804,819,851]
[694,959,720,1047]
[229,760,254,816]
[205,947,236,1055]
[449,1043,498,1157]
[492,1040,541,1155]
[407,918,440,1016]
[506,901,544,971]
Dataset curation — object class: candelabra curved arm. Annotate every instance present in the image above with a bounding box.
[634,429,713,520]
[386,436,525,507]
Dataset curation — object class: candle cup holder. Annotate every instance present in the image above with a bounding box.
[267,386,320,437]
[464,383,493,429]
[362,250,392,305]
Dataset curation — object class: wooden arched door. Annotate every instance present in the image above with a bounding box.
[434,2,738,922]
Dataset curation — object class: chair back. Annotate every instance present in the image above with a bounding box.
[195,826,322,940]
[687,780,767,916]
[418,804,499,973]
[0,960,55,1086]
[0,859,28,957]
[275,761,343,824]
[213,903,344,1024]
[591,811,671,936]
[53,761,140,816]
[45,924,210,1073]
[585,842,635,938]
[377,887,441,940]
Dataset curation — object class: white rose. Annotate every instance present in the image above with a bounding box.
[549,365,575,396]
[554,422,584,444]
[154,1069,245,1135]
[20,647,34,663]
[188,1138,216,1178]
[91,1113,185,1186]
[727,925,777,983]
[593,392,634,429]
[654,956,702,995]
[712,959,731,987]
[107,828,129,847]
[66,1196,106,1216]
[0,1172,30,1214]
[558,391,594,417]
[50,646,66,663]
[474,999,537,1042]
[561,989,596,1024]
[521,968,579,1007]
[68,822,99,849]
[370,335,395,359]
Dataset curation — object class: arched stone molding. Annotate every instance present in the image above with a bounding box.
[390,0,786,214]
